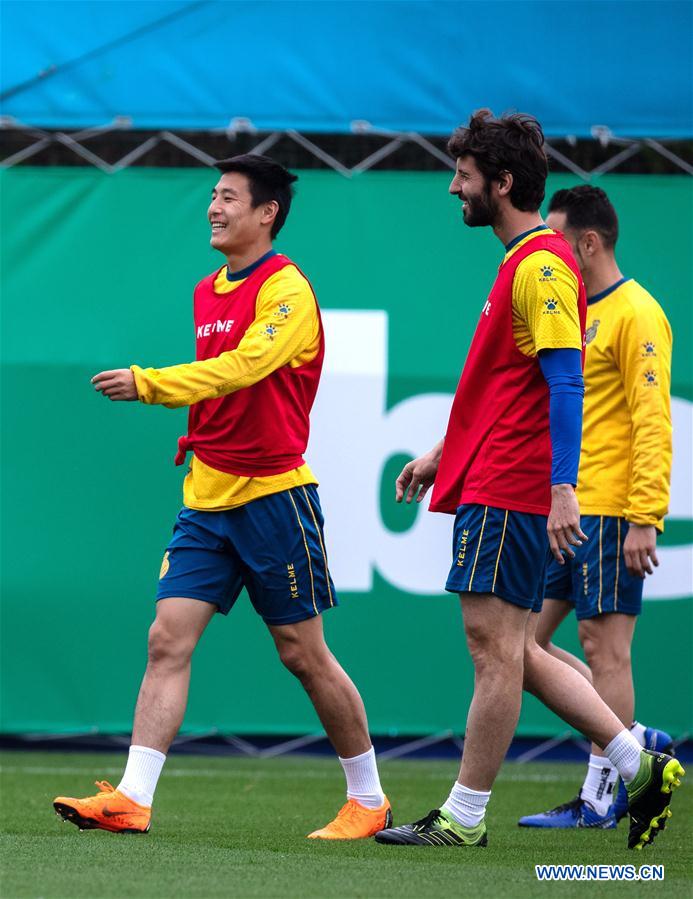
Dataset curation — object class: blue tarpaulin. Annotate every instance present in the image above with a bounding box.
[1,0,691,137]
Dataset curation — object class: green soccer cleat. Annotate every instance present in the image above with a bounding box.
[374,808,487,847]
[626,750,685,850]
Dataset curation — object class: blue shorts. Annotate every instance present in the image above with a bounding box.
[445,504,551,613]
[156,484,338,626]
[544,515,643,619]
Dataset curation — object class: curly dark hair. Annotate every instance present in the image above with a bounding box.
[548,185,619,248]
[215,154,298,238]
[447,109,548,212]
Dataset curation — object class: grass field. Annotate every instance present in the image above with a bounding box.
[1,750,690,898]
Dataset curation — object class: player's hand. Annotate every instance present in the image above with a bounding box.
[395,440,444,504]
[91,369,138,401]
[623,524,659,578]
[547,484,588,564]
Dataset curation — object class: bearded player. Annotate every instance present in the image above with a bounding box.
[519,185,673,829]
[375,111,683,851]
[53,155,391,840]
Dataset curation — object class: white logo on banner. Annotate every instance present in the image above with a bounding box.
[309,311,693,600]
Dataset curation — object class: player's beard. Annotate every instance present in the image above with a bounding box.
[462,183,499,228]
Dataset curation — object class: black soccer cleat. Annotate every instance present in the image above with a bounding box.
[626,750,685,850]
[375,808,487,846]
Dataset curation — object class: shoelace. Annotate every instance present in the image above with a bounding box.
[94,780,118,795]
[547,796,582,816]
[329,800,365,833]
[412,809,443,831]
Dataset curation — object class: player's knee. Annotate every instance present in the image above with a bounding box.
[147,620,194,668]
[579,621,631,674]
[466,622,522,671]
[581,634,631,675]
[277,640,313,681]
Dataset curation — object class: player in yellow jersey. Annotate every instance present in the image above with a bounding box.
[519,185,674,829]
[53,155,391,840]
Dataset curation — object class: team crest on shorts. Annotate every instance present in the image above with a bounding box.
[585,319,601,344]
[159,551,170,579]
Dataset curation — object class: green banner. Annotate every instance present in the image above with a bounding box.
[1,168,691,737]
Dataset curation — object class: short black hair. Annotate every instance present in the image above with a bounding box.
[548,185,619,248]
[215,154,298,238]
[447,109,548,212]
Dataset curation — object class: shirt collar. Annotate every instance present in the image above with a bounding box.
[587,277,631,305]
[226,249,276,282]
[504,224,550,253]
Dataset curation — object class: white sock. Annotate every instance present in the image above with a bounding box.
[630,720,647,747]
[118,745,166,806]
[580,754,618,815]
[604,730,643,784]
[441,781,491,828]
[339,746,385,809]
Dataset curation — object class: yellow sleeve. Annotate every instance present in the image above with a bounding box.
[512,251,582,355]
[132,265,320,408]
[615,300,672,530]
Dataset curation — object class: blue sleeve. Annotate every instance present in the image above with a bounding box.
[538,348,584,486]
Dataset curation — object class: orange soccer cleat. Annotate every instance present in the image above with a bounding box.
[53,780,151,834]
[307,796,392,840]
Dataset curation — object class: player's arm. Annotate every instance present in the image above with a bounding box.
[93,269,319,407]
[395,438,444,503]
[616,302,672,577]
[538,348,587,562]
[514,252,587,562]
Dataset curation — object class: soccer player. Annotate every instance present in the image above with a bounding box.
[53,154,391,840]
[375,111,684,850]
[518,185,673,829]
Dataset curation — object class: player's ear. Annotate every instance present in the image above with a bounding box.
[496,170,513,197]
[261,200,279,228]
[580,229,601,256]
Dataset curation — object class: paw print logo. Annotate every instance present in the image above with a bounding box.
[262,324,278,340]
[642,341,656,356]
[274,303,292,320]
[644,370,657,385]
[543,298,559,313]
[539,265,556,282]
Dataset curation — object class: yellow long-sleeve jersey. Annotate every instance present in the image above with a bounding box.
[577,278,672,530]
[507,230,583,356]
[132,262,321,511]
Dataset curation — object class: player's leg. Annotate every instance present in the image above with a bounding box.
[537,598,593,681]
[54,509,238,833]
[458,594,529,789]
[376,593,526,847]
[575,519,674,821]
[52,597,215,834]
[537,549,593,680]
[129,597,217,753]
[519,602,622,828]
[235,485,390,840]
[269,615,372,760]
[521,518,674,828]
[579,613,636,749]
[268,614,390,838]
[524,613,630,754]
[522,612,684,846]
[377,505,533,847]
